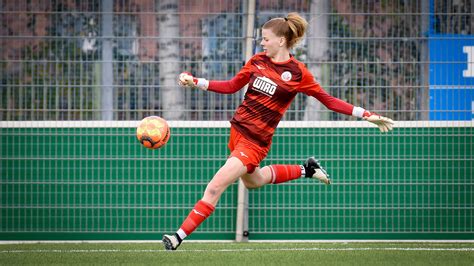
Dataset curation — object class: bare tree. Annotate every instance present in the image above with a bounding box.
[304,0,329,121]
[158,0,184,119]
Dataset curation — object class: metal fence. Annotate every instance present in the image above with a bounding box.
[2,0,472,121]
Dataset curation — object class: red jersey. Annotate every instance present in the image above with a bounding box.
[208,52,354,148]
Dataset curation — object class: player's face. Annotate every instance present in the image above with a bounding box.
[260,28,285,59]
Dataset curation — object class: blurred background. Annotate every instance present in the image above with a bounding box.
[2,0,472,122]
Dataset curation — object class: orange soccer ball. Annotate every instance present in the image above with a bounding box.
[136,116,170,149]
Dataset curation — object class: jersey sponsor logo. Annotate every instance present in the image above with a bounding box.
[281,71,292,81]
[252,76,277,96]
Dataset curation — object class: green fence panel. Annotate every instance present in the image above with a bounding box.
[1,126,473,240]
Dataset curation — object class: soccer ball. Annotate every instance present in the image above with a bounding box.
[136,116,170,149]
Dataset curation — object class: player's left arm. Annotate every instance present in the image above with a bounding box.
[313,88,394,132]
[298,69,394,133]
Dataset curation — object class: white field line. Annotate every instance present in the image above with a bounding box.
[1,240,474,245]
[1,247,474,253]
[2,240,474,245]
[1,120,473,128]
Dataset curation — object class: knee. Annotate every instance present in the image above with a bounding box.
[203,182,223,205]
[241,179,260,190]
[245,184,259,190]
[204,172,229,196]
[205,180,224,196]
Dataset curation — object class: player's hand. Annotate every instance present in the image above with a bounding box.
[363,111,394,133]
[178,72,209,90]
[178,72,195,87]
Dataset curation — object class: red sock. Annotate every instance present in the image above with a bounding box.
[269,165,302,184]
[178,200,215,239]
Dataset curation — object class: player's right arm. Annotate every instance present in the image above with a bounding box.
[178,72,250,94]
[178,58,254,94]
[178,72,209,90]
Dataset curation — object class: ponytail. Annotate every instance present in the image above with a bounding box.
[262,12,308,49]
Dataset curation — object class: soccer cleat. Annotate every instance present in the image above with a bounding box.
[304,157,331,185]
[162,234,181,250]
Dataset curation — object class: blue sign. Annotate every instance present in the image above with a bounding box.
[429,34,474,120]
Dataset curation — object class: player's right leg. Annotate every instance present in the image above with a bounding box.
[240,157,330,188]
[303,157,330,185]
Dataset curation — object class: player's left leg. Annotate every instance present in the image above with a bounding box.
[162,157,247,250]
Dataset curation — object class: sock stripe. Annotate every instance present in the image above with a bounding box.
[300,165,306,177]
[269,165,276,184]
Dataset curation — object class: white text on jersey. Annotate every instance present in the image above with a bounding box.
[252,76,277,96]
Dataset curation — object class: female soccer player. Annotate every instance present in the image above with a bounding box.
[162,12,394,250]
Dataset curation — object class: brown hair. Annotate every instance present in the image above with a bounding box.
[262,12,308,49]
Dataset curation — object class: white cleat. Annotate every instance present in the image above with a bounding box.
[313,168,331,185]
[304,157,331,185]
[162,234,181,250]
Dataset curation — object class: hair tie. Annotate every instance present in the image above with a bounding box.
[284,17,288,21]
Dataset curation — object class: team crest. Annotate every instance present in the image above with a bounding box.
[281,71,292,81]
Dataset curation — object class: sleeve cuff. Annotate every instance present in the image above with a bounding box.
[196,78,209,90]
[352,106,365,118]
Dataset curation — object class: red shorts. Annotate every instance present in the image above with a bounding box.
[228,126,270,173]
